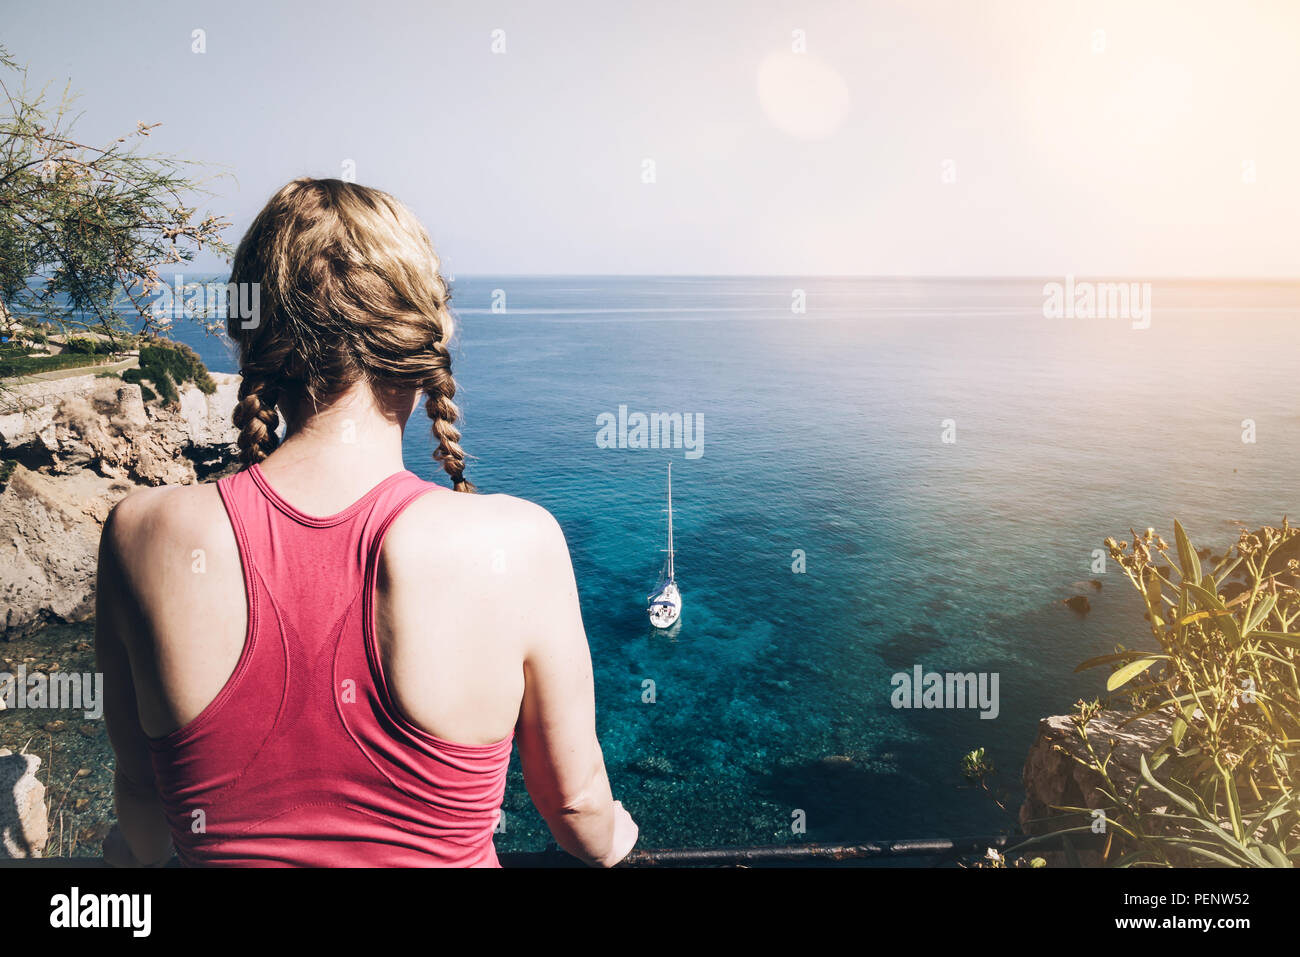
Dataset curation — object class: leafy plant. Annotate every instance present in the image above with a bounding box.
[63,335,110,354]
[123,337,214,405]
[0,349,115,378]
[0,43,231,350]
[1068,521,1300,867]
[961,747,1010,813]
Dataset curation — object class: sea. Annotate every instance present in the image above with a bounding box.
[94,276,1300,849]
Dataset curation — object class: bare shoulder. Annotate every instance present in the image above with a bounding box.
[382,489,572,585]
[103,482,234,576]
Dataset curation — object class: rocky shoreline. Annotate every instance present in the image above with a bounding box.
[1,372,241,639]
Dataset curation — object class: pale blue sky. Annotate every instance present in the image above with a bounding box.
[5,0,1298,276]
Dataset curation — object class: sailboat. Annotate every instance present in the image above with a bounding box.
[647,463,682,629]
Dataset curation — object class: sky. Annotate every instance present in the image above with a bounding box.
[3,0,1299,277]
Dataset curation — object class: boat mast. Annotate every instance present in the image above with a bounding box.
[665,463,674,582]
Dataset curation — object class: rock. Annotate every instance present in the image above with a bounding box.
[0,752,47,858]
[1063,595,1091,615]
[632,755,675,777]
[1020,711,1172,840]
[1,373,240,484]
[1220,581,1250,604]
[77,821,111,845]
[0,464,135,638]
[0,372,242,638]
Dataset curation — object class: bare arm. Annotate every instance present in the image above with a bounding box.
[94,497,174,867]
[513,509,638,866]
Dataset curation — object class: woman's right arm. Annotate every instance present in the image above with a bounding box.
[513,507,638,867]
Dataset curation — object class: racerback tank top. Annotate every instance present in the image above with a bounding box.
[146,464,514,866]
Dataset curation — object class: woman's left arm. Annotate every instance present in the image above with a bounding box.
[94,501,174,867]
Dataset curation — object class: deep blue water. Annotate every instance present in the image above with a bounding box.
[139,277,1300,848]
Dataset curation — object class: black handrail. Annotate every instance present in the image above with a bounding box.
[2,833,1092,867]
[501,833,1078,867]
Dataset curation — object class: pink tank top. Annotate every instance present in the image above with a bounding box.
[146,464,514,866]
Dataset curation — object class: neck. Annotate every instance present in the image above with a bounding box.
[260,382,413,493]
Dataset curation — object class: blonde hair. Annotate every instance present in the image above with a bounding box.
[226,178,474,492]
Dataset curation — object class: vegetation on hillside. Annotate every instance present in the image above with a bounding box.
[1064,521,1300,866]
[121,338,215,405]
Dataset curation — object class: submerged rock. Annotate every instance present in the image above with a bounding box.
[1063,595,1091,616]
[818,754,855,769]
[632,755,675,777]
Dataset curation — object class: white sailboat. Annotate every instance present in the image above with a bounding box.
[647,463,682,629]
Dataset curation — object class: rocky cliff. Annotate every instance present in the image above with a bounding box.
[0,373,240,638]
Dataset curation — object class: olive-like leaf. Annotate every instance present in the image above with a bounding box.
[1174,519,1200,586]
[1107,657,1160,691]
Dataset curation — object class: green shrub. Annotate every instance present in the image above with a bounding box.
[1069,521,1300,867]
[0,351,113,378]
[63,335,116,355]
[129,338,216,405]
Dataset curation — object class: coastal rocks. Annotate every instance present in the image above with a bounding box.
[0,464,135,637]
[0,751,47,858]
[1,374,240,485]
[1020,711,1171,838]
[0,372,241,638]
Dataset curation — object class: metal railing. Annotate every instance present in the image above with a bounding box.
[2,833,1094,868]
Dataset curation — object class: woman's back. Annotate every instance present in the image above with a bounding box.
[131,465,501,863]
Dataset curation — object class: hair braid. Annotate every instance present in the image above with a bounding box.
[423,342,474,493]
[232,374,282,465]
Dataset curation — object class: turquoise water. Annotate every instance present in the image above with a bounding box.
[161,276,1300,849]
